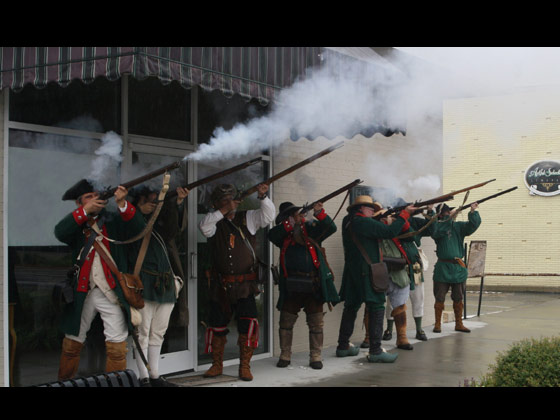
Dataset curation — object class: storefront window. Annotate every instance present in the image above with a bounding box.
[8,77,121,133]
[8,129,118,386]
[128,77,191,141]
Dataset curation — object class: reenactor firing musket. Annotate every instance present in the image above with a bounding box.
[300,179,363,214]
[375,178,497,220]
[235,141,345,201]
[454,186,518,211]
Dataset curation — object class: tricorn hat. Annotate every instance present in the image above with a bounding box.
[275,201,303,225]
[62,179,94,201]
[436,203,454,214]
[347,195,383,214]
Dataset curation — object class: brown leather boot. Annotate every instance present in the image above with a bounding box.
[433,301,444,333]
[238,334,254,381]
[453,301,471,333]
[278,311,298,367]
[361,309,370,348]
[105,341,128,373]
[392,304,413,350]
[58,337,83,380]
[203,334,227,377]
[307,312,324,369]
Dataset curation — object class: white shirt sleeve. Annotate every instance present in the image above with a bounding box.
[246,196,276,235]
[198,209,225,238]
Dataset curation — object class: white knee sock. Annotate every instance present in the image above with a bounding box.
[148,345,162,379]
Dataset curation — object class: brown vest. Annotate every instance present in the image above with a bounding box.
[209,211,257,275]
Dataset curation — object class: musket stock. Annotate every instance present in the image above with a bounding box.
[237,141,345,200]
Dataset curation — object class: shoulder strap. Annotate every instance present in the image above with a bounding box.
[347,219,383,263]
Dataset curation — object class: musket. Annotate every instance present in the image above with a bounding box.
[165,157,263,200]
[236,141,345,200]
[375,178,497,220]
[98,161,183,200]
[300,179,363,214]
[455,186,518,211]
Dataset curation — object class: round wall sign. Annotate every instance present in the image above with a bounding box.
[524,160,560,196]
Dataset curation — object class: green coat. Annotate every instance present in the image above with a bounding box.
[269,214,340,309]
[54,204,146,335]
[431,211,481,284]
[128,198,181,304]
[338,212,408,311]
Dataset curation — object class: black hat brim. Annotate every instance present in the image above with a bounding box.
[275,205,302,225]
[62,179,94,201]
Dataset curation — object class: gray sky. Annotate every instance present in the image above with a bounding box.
[395,47,560,90]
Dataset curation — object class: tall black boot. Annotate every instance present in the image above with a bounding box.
[336,306,359,357]
[367,308,398,363]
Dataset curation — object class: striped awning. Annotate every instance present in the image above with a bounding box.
[0,46,322,105]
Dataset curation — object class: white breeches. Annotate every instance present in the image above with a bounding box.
[386,282,425,320]
[137,300,175,349]
[66,287,128,344]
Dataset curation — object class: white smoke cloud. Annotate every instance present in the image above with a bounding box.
[89,131,123,187]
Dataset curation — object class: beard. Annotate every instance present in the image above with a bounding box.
[292,222,307,245]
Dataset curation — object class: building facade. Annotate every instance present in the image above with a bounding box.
[444,87,560,292]
[0,46,447,386]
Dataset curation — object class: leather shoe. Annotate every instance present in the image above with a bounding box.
[276,359,290,368]
[382,329,392,341]
[416,330,428,341]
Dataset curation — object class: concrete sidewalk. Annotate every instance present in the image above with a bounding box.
[170,292,560,387]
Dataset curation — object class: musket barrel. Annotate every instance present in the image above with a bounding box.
[238,141,344,200]
[301,179,362,213]
[457,186,518,210]
[98,161,182,200]
[165,157,262,199]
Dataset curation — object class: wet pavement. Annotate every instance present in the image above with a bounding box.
[171,292,560,387]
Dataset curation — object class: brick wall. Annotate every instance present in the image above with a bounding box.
[443,88,560,293]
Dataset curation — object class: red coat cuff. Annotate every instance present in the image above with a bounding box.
[282,219,294,233]
[72,206,88,225]
[120,201,136,222]
[315,208,327,221]
[401,221,410,232]
[398,209,411,221]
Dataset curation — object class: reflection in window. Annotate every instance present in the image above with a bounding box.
[8,129,119,386]
[9,78,121,133]
[128,77,191,141]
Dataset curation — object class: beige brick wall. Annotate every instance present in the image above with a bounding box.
[271,125,442,356]
[443,88,560,292]
[0,89,4,386]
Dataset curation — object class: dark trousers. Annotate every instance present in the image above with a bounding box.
[337,304,385,355]
[208,295,258,335]
[433,281,465,303]
[281,291,324,315]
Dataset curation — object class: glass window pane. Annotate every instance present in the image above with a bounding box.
[197,89,270,145]
[8,129,120,386]
[128,77,191,141]
[9,78,121,133]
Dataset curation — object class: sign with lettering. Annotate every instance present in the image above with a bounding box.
[467,240,487,278]
[524,160,560,196]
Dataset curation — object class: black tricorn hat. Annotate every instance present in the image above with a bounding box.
[62,179,94,201]
[275,201,303,225]
[436,203,454,214]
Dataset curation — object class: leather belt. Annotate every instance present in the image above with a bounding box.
[222,272,257,283]
[438,258,466,268]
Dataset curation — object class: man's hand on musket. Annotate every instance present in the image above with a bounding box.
[313,202,324,217]
[470,202,479,212]
[176,187,189,205]
[114,185,128,209]
[81,191,107,215]
[404,205,420,215]
[256,183,269,199]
